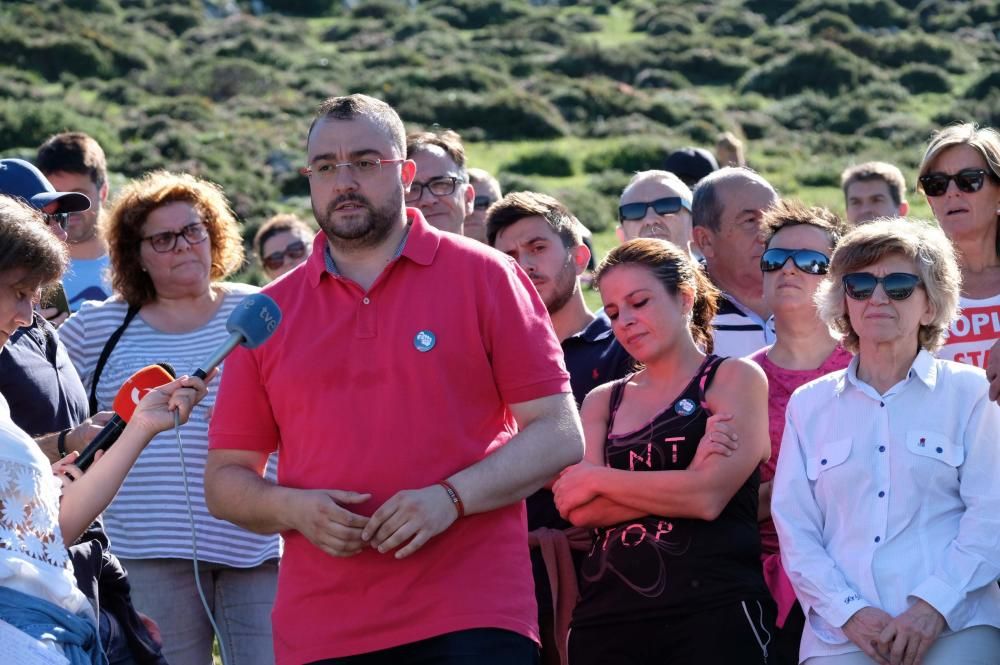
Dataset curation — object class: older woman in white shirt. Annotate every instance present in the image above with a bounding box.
[772,218,1000,665]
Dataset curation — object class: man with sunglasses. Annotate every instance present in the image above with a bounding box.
[464,168,501,244]
[0,158,104,460]
[616,170,695,256]
[692,167,779,358]
[405,129,474,236]
[840,161,910,226]
[206,94,583,665]
[36,132,114,312]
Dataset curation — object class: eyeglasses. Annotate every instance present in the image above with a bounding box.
[300,157,404,180]
[405,176,463,203]
[842,272,922,301]
[473,195,495,211]
[142,222,209,253]
[918,169,991,197]
[43,212,70,230]
[618,196,692,222]
[262,240,307,271]
[760,248,830,275]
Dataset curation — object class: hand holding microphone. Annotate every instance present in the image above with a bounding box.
[75,293,281,474]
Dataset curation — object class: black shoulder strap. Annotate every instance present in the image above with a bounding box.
[89,305,140,415]
[697,355,727,409]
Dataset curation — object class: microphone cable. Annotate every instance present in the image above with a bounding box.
[174,409,231,665]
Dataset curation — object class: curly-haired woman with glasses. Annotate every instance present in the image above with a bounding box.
[59,171,279,665]
[917,124,1000,401]
[773,219,1000,665]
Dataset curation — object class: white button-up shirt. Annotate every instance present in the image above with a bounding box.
[772,350,1000,661]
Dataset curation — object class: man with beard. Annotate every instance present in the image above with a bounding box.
[616,170,695,257]
[488,191,632,665]
[36,132,114,311]
[692,167,779,357]
[205,94,584,665]
[405,129,474,235]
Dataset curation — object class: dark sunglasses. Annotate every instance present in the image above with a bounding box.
[473,195,495,211]
[263,240,307,271]
[44,212,70,230]
[618,196,691,222]
[842,272,922,301]
[760,248,830,275]
[918,169,990,197]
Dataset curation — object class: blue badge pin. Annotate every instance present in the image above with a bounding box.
[414,330,436,353]
[674,398,696,416]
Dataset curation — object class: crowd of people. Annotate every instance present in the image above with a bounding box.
[0,94,998,665]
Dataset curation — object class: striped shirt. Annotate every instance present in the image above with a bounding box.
[710,292,776,358]
[59,283,280,566]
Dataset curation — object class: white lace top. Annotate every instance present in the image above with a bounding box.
[0,394,88,614]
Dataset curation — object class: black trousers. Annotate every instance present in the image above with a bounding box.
[569,599,776,665]
[308,628,539,665]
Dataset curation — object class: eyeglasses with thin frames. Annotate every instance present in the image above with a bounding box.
[300,157,404,180]
[405,176,464,203]
[142,222,209,253]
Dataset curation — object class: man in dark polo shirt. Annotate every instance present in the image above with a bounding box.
[488,191,632,664]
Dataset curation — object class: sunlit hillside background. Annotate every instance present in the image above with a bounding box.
[2,0,999,286]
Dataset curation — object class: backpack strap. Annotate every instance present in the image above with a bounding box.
[89,304,140,415]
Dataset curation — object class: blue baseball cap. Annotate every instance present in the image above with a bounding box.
[0,158,91,213]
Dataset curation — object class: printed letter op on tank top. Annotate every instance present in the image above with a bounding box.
[572,355,771,628]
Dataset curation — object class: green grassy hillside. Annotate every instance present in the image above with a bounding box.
[2,0,998,285]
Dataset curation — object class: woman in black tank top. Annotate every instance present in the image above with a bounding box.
[553,239,775,664]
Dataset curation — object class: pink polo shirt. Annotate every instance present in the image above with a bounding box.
[209,209,570,663]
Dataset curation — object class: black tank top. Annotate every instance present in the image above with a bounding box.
[572,355,769,628]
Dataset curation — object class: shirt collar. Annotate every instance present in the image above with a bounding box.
[835,348,937,396]
[306,208,440,287]
[566,310,615,344]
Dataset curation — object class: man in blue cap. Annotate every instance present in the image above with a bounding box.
[0,157,169,663]
[0,157,102,457]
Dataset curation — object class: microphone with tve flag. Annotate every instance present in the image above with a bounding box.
[192,293,282,380]
[75,363,177,471]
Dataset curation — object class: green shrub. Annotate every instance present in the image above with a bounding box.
[555,188,616,233]
[966,70,1000,99]
[633,7,695,36]
[706,8,765,38]
[263,0,337,16]
[498,173,542,194]
[352,0,410,20]
[634,68,688,90]
[190,59,274,102]
[744,0,798,22]
[739,42,877,97]
[0,99,112,152]
[669,48,752,86]
[145,5,201,35]
[583,114,672,139]
[772,92,837,132]
[582,138,669,174]
[804,10,856,36]
[502,149,574,177]
[898,63,951,94]
[779,0,910,30]
[0,32,113,80]
[826,101,876,135]
[423,0,530,29]
[588,170,632,197]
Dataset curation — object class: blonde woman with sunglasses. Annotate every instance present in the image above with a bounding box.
[772,219,1000,665]
[917,124,1000,401]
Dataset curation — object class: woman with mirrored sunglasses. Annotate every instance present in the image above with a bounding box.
[58,171,280,665]
[253,213,315,282]
[772,218,1000,665]
[917,124,1000,401]
[744,200,853,665]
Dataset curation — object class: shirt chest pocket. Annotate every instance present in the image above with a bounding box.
[805,437,852,481]
[905,430,963,468]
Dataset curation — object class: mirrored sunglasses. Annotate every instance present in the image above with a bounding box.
[760,248,830,275]
[842,272,922,301]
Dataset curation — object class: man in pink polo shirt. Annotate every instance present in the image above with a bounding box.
[205,94,584,665]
